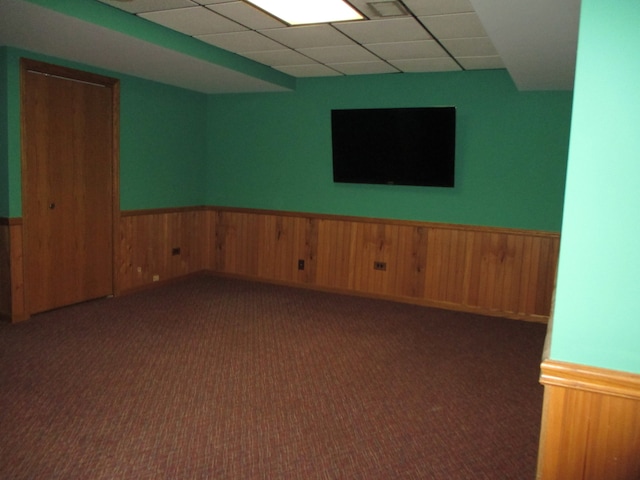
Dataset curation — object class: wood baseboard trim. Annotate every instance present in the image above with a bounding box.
[540,359,640,401]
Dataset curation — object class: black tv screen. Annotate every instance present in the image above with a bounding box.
[331,106,456,187]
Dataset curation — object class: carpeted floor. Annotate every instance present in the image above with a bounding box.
[0,275,546,479]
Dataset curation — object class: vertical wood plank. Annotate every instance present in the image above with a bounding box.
[523,235,542,315]
[300,217,318,284]
[412,226,429,298]
[541,236,560,313]
[9,223,26,320]
[0,223,11,317]
[424,227,443,301]
[449,229,469,305]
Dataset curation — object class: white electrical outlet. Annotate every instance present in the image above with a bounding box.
[152,274,159,282]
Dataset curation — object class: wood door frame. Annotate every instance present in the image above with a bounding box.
[20,58,121,315]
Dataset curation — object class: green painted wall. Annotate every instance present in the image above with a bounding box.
[207,70,572,231]
[1,47,208,214]
[0,48,22,217]
[550,0,640,374]
[3,51,572,231]
[118,77,208,210]
[0,47,8,217]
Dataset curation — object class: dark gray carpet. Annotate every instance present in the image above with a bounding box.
[0,275,545,479]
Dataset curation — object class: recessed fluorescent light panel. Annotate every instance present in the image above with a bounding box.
[245,0,364,25]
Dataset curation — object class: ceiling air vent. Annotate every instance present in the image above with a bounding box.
[367,1,409,18]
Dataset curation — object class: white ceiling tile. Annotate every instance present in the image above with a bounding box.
[6,0,577,89]
[274,64,342,77]
[333,18,430,44]
[457,56,505,70]
[196,31,283,52]
[139,6,246,36]
[77,0,507,79]
[441,37,497,57]
[365,40,447,60]
[419,13,487,39]
[403,0,474,16]
[297,45,378,64]
[205,2,285,30]
[243,49,317,66]
[260,25,355,49]
[328,61,399,75]
[98,0,197,14]
[389,57,461,73]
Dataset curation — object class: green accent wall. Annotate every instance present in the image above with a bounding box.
[0,47,208,214]
[550,0,640,374]
[119,76,208,210]
[0,47,22,217]
[0,47,9,217]
[207,70,572,231]
[2,51,572,230]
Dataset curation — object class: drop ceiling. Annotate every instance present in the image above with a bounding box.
[0,0,580,93]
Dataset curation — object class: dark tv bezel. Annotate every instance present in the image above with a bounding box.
[331,106,456,188]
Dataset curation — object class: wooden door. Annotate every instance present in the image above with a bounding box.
[21,59,119,315]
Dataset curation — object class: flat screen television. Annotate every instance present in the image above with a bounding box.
[331,106,456,187]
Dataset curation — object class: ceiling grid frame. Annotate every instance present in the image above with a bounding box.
[1,0,581,92]
[98,0,502,77]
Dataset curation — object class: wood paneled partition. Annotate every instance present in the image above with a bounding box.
[0,218,26,322]
[211,208,559,321]
[5,206,558,322]
[212,211,318,285]
[537,360,640,479]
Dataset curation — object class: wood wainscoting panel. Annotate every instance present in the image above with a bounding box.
[115,206,558,320]
[315,218,355,291]
[0,218,27,322]
[537,360,640,480]
[349,221,429,299]
[256,214,318,284]
[213,210,260,277]
[6,207,559,321]
[0,221,11,318]
[415,223,559,319]
[424,226,470,306]
[389,224,429,299]
[118,208,210,292]
[424,227,560,318]
[350,221,393,295]
[210,208,559,321]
